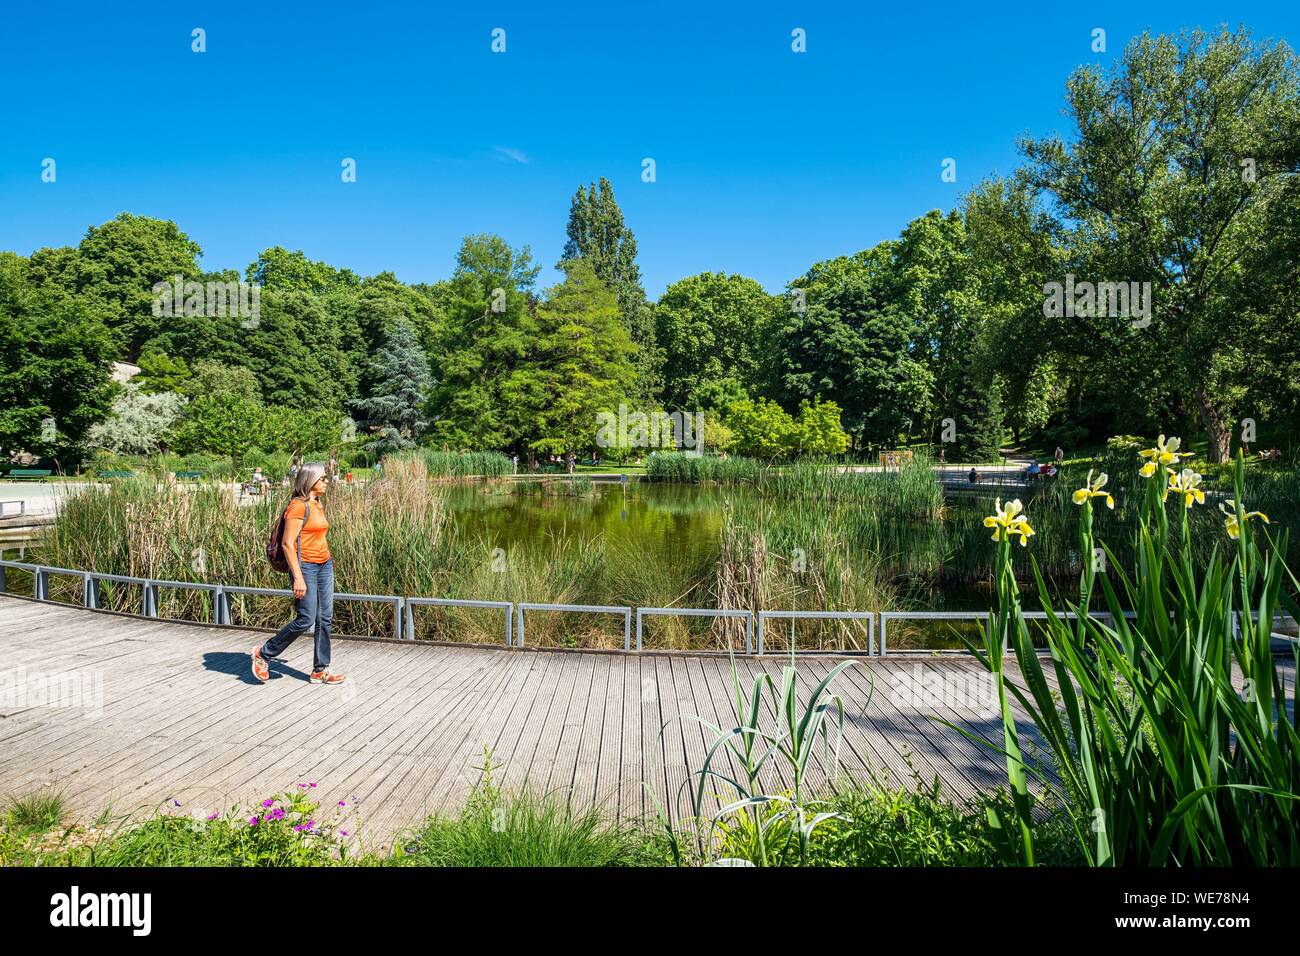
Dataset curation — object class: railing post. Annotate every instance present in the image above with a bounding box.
[35,567,49,601]
[745,612,753,654]
[82,571,95,608]
[393,597,404,640]
[405,600,415,640]
[635,609,644,652]
[757,614,766,655]
[515,606,525,647]
[504,605,513,647]
[0,561,7,593]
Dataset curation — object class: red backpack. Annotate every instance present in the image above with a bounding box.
[266,497,311,573]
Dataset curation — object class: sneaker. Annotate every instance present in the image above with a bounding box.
[310,669,345,685]
[251,646,269,683]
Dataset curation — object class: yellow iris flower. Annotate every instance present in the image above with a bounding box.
[1164,468,1205,508]
[984,497,1035,546]
[1219,499,1270,539]
[1071,469,1115,509]
[1138,434,1188,478]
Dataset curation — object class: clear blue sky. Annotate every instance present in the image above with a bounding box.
[1,2,1296,297]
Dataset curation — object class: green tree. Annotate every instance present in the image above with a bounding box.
[36,214,204,358]
[173,393,268,478]
[133,351,192,394]
[792,399,851,456]
[245,247,361,295]
[428,234,540,449]
[655,273,778,410]
[262,406,345,460]
[775,271,928,450]
[517,259,636,457]
[351,319,433,456]
[561,178,661,398]
[182,361,261,402]
[724,398,798,459]
[1021,27,1300,462]
[0,253,117,466]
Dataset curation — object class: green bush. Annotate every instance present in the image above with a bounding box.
[391,753,651,867]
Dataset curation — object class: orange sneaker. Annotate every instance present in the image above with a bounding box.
[310,669,345,685]
[251,646,269,683]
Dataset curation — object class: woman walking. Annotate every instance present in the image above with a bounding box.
[251,463,345,685]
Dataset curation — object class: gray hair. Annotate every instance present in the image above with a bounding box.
[292,462,327,499]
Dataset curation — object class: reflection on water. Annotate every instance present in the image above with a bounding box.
[445,482,726,570]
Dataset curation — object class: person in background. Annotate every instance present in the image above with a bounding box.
[251,462,345,686]
[1055,446,1065,464]
[968,467,979,484]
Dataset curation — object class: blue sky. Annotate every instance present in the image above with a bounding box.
[2,2,1296,297]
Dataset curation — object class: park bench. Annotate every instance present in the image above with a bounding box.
[5,469,52,481]
[174,470,205,482]
[98,470,134,479]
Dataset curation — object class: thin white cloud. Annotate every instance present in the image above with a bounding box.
[493,146,530,165]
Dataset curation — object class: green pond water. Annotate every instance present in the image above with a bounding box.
[441,480,1015,608]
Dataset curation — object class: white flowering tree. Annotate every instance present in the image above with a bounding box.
[84,383,186,455]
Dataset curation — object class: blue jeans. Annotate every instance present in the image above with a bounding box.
[260,559,333,671]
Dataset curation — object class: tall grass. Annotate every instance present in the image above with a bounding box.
[406,449,512,477]
[646,453,762,483]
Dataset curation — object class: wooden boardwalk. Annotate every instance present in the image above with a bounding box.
[4,594,1286,847]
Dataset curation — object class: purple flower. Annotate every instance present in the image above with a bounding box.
[207,812,219,821]
[262,798,275,808]
[338,801,347,807]
[308,782,317,788]
[173,799,181,807]
[269,807,286,821]
[249,816,260,826]
[340,830,350,837]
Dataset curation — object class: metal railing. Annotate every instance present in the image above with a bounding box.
[636,607,754,653]
[3,558,1208,657]
[879,609,1143,655]
[757,610,874,655]
[0,500,27,517]
[222,584,404,639]
[878,611,986,655]
[407,596,513,645]
[515,602,632,649]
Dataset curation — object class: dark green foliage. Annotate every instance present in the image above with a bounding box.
[0,252,117,467]
[351,320,432,456]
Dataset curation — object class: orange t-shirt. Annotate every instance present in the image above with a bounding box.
[285,497,330,564]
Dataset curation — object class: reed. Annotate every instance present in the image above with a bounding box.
[406,448,513,478]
